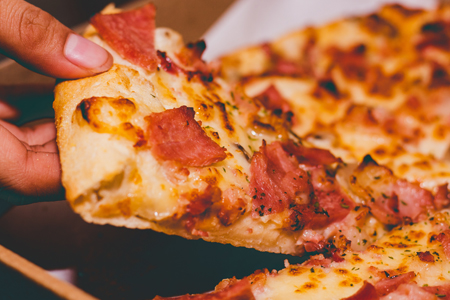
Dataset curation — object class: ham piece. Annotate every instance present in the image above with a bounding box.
[147,106,227,167]
[351,156,434,225]
[91,4,158,72]
[375,271,416,296]
[250,140,353,229]
[254,85,292,114]
[437,230,450,260]
[342,281,379,300]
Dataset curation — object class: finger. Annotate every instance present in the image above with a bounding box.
[0,100,20,120]
[0,124,63,204]
[22,139,58,153]
[0,0,113,79]
[0,119,55,146]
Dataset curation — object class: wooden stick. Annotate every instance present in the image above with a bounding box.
[0,244,97,300]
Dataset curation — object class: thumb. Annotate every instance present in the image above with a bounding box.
[0,0,113,79]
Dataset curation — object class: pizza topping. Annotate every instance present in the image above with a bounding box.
[436,230,450,259]
[422,284,450,299]
[361,13,398,38]
[158,50,213,82]
[157,50,180,75]
[417,251,435,263]
[176,40,209,74]
[374,271,415,296]
[329,44,367,81]
[302,237,347,262]
[249,141,312,215]
[146,106,227,167]
[161,161,190,184]
[342,281,378,300]
[254,84,293,116]
[312,78,342,100]
[350,156,434,225]
[229,85,260,126]
[261,43,313,77]
[157,40,212,81]
[304,239,328,253]
[249,140,353,229]
[91,4,158,72]
[184,185,221,216]
[282,140,341,166]
[417,21,450,52]
[298,165,355,229]
[304,254,333,267]
[382,283,436,300]
[217,188,247,226]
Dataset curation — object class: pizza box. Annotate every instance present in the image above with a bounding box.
[0,0,439,299]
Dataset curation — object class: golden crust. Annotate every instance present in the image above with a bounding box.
[54,65,163,201]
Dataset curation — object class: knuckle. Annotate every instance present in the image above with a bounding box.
[16,5,57,50]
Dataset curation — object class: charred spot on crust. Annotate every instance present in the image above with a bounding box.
[76,96,137,125]
[78,98,92,122]
[75,97,144,143]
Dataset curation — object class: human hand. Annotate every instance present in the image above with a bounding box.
[0,0,113,205]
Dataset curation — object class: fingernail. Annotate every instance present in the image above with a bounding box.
[64,33,112,71]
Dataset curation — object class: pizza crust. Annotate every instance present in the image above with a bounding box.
[54,65,163,201]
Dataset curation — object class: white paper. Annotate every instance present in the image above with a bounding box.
[203,0,437,61]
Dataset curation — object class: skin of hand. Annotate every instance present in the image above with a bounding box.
[0,0,113,205]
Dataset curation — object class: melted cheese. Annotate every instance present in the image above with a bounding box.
[254,211,450,299]
[218,4,450,187]
[58,3,450,258]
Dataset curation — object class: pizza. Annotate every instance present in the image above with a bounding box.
[53,2,450,298]
[216,3,450,184]
[154,212,450,299]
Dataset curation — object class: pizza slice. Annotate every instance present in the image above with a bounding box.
[216,3,450,164]
[154,210,450,299]
[54,3,450,259]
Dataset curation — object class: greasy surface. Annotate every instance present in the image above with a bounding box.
[55,4,450,260]
[158,211,450,299]
[55,6,393,257]
[218,4,450,189]
[253,211,450,299]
